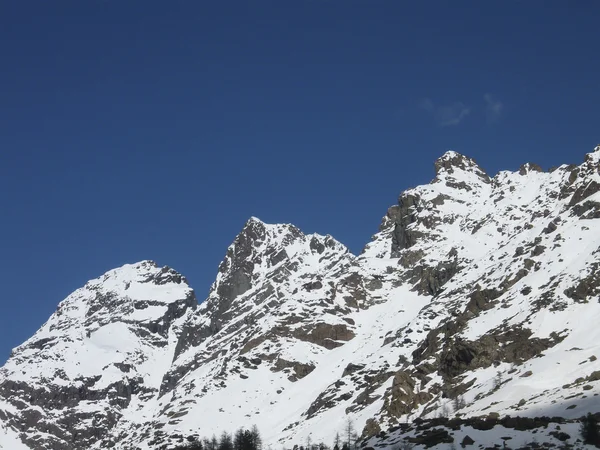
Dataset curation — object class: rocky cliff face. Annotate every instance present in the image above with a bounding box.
[1,148,600,450]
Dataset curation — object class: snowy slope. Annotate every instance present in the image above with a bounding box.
[1,148,600,450]
[0,261,197,450]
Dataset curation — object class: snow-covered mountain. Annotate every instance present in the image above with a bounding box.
[2,147,600,450]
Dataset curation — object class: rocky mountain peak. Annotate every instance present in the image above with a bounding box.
[209,218,304,305]
[10,261,196,359]
[582,145,600,171]
[518,162,544,175]
[32,261,194,334]
[433,150,490,182]
[366,151,494,259]
[189,218,353,341]
[0,261,197,450]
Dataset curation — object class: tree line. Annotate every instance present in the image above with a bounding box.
[171,425,262,450]
[169,413,600,450]
[169,419,360,450]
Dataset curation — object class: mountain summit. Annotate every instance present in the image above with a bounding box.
[1,148,600,450]
[433,150,490,182]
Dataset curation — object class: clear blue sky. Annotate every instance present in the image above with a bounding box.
[1,1,599,363]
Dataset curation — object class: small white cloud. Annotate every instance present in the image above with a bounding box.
[436,102,471,127]
[418,98,435,113]
[419,98,470,127]
[484,93,503,123]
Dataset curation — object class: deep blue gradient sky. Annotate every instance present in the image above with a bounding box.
[1,1,599,363]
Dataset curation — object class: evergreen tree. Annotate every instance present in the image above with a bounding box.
[167,425,262,450]
[234,428,245,450]
[452,395,466,412]
[186,442,205,450]
[242,429,255,450]
[440,404,450,418]
[333,432,341,450]
[344,418,355,448]
[219,431,234,450]
[493,371,503,390]
[580,413,600,446]
[251,424,263,450]
[351,431,359,450]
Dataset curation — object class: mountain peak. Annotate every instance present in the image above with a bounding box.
[518,162,544,175]
[20,261,196,349]
[83,260,190,299]
[434,150,489,179]
[245,215,265,227]
[1,259,197,450]
[583,144,600,167]
[201,218,351,333]
[235,217,305,253]
[437,149,463,160]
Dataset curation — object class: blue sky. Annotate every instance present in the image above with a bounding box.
[1,1,599,363]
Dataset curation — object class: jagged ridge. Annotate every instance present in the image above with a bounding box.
[1,147,600,450]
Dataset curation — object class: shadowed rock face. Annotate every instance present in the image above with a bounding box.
[272,359,315,381]
[381,370,433,419]
[403,259,461,296]
[564,262,600,301]
[198,218,317,334]
[213,219,267,322]
[391,194,423,254]
[3,148,600,450]
[0,377,143,450]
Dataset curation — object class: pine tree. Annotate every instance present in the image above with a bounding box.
[493,371,503,390]
[187,441,205,450]
[250,424,263,450]
[351,431,359,450]
[344,418,355,448]
[333,432,341,450]
[440,404,450,418]
[241,429,255,450]
[219,431,234,450]
[452,395,466,412]
[190,440,204,450]
[234,428,245,450]
[580,413,600,446]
